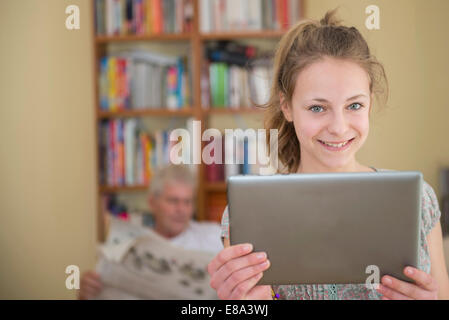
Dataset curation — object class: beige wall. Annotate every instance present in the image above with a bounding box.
[0,0,97,299]
[0,0,447,298]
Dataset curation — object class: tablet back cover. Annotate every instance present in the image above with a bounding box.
[227,171,421,285]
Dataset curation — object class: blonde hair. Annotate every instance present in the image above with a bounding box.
[262,9,388,174]
[148,164,196,197]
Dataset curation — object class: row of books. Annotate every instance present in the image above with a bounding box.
[95,0,193,36]
[99,118,176,187]
[99,50,191,111]
[205,134,268,182]
[103,194,155,226]
[202,62,271,109]
[200,0,302,33]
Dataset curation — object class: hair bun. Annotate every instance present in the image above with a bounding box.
[319,8,342,26]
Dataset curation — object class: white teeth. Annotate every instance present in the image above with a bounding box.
[322,140,350,148]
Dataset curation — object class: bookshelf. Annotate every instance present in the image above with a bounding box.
[92,0,305,241]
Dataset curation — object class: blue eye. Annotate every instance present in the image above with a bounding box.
[309,105,324,113]
[348,103,362,110]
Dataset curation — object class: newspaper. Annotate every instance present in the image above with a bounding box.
[94,218,218,300]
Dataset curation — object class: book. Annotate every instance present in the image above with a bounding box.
[95,0,192,35]
[198,0,301,33]
[98,50,190,111]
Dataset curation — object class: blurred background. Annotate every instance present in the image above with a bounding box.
[0,0,448,299]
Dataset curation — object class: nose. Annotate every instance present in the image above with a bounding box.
[327,109,349,137]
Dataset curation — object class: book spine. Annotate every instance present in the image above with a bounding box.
[166,66,178,109]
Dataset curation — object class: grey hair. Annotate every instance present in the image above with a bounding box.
[148,164,197,197]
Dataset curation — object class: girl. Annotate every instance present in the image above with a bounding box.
[207,10,449,300]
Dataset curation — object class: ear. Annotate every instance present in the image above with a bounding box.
[279,93,293,122]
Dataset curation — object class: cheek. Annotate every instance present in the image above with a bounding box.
[353,114,370,136]
[293,113,325,142]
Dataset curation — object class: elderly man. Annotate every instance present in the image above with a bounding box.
[78,164,223,300]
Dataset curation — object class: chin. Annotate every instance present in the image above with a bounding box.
[320,159,353,171]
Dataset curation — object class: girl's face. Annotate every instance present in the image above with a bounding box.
[281,57,372,173]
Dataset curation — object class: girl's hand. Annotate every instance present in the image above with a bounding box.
[207,243,272,300]
[376,266,439,300]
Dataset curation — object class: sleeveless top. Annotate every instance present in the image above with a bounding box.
[219,168,442,300]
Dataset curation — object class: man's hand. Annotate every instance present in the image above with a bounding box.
[78,271,103,300]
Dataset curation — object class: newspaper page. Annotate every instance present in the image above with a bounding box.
[94,218,218,300]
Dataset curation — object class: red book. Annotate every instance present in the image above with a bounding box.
[157,0,164,33]
[118,120,125,185]
[110,120,117,186]
[151,0,162,34]
[279,0,288,30]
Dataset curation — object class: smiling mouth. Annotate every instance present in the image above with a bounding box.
[318,138,355,148]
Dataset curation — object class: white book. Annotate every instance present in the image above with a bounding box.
[155,130,164,169]
[133,61,147,109]
[124,118,137,185]
[250,66,270,105]
[153,65,163,107]
[240,68,250,107]
[114,0,122,34]
[226,0,240,30]
[200,0,211,33]
[239,0,249,29]
[123,50,178,66]
[106,0,114,35]
[229,66,240,108]
[145,63,154,108]
[289,0,300,27]
[175,0,182,33]
[213,0,221,31]
[247,0,262,30]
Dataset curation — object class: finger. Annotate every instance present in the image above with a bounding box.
[210,252,268,289]
[403,267,438,292]
[80,287,100,300]
[217,259,270,300]
[83,270,100,278]
[82,271,101,284]
[376,283,411,300]
[207,244,253,276]
[229,272,264,300]
[82,277,103,291]
[381,274,431,299]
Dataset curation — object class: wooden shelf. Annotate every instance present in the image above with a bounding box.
[99,185,149,193]
[204,107,266,115]
[97,108,195,119]
[204,182,227,192]
[200,30,287,40]
[95,33,192,43]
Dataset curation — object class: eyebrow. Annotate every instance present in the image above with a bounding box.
[308,94,368,103]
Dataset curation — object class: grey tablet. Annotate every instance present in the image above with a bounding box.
[227,171,422,285]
